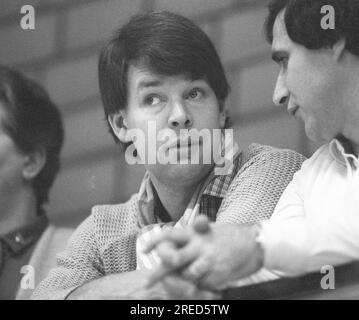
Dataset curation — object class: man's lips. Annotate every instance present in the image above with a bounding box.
[166,138,200,150]
[288,106,299,116]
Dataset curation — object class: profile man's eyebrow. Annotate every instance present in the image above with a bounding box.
[137,79,162,91]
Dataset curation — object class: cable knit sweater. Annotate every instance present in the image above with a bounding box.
[32,144,305,299]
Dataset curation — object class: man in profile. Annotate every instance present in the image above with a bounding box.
[0,66,64,299]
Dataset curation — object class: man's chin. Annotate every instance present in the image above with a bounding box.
[304,125,328,145]
[149,162,213,184]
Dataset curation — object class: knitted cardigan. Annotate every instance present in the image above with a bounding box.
[32,144,305,299]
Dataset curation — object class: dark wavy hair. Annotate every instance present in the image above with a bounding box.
[265,0,359,56]
[0,66,64,213]
[99,11,231,148]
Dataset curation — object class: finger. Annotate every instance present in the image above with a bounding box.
[146,263,173,289]
[160,241,201,269]
[142,231,171,254]
[163,275,221,300]
[143,228,191,253]
[155,243,199,274]
[181,256,211,282]
[145,241,179,289]
[193,216,211,234]
[147,241,203,288]
[156,241,179,267]
[196,290,222,300]
[162,274,199,300]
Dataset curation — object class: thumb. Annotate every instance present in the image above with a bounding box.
[193,216,211,234]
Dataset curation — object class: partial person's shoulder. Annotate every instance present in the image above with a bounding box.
[242,143,306,167]
[66,194,140,248]
[90,193,139,229]
[305,143,330,163]
[218,144,306,224]
[298,143,331,173]
[226,143,306,195]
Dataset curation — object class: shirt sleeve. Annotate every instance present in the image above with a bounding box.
[258,161,359,277]
[31,213,103,300]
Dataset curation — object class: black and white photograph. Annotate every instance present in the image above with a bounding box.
[0,0,359,305]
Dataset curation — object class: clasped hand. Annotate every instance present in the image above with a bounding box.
[144,216,263,298]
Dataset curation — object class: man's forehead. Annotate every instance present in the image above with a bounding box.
[129,64,155,79]
[128,64,203,90]
[271,10,291,51]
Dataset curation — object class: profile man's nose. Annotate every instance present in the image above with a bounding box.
[273,75,289,107]
[168,101,193,128]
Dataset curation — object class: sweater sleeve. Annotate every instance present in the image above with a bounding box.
[31,211,103,300]
[217,144,306,225]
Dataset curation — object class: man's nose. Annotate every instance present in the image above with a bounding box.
[168,99,193,129]
[273,73,289,107]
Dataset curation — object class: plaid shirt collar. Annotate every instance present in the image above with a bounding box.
[202,151,242,199]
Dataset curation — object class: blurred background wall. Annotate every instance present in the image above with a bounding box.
[0,0,321,227]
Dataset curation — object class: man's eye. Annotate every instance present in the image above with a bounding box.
[144,95,161,106]
[188,88,203,100]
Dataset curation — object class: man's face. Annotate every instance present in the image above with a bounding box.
[0,103,27,208]
[271,11,346,143]
[121,64,225,186]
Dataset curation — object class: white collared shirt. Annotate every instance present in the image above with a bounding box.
[258,139,359,277]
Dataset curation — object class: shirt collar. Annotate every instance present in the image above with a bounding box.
[202,151,242,198]
[329,138,359,170]
[0,214,48,255]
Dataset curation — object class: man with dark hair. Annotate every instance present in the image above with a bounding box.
[33,11,304,299]
[145,0,359,292]
[0,66,64,299]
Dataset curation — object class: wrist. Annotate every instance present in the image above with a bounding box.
[253,222,265,271]
[231,223,265,280]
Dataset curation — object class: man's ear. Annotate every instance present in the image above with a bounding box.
[22,147,46,181]
[332,38,346,62]
[108,112,131,143]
